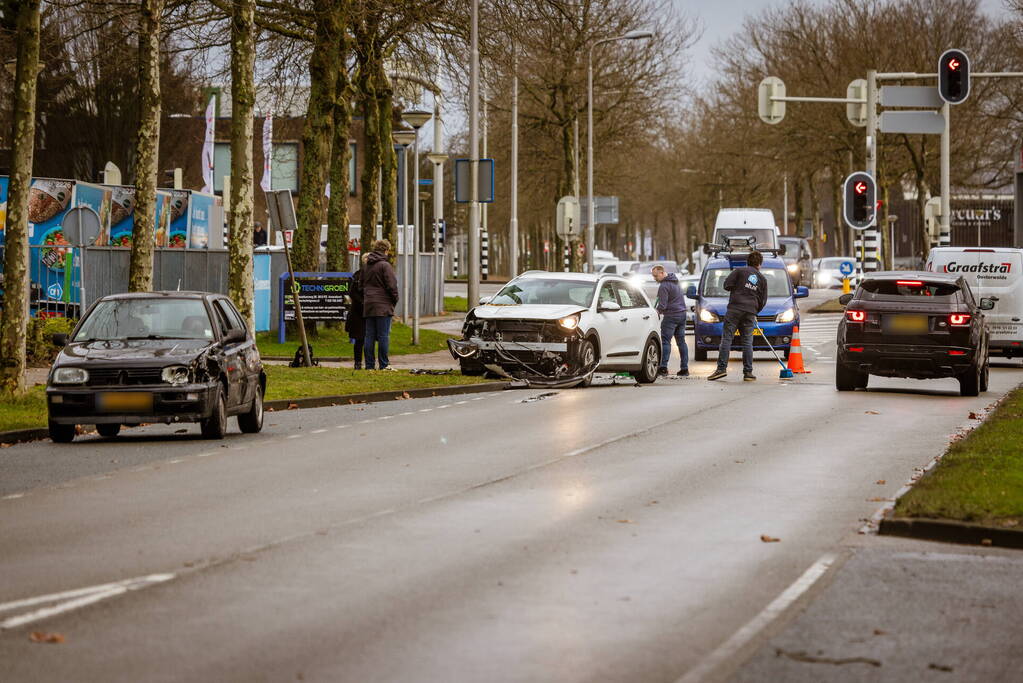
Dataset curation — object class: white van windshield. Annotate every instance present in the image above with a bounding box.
[715,228,777,248]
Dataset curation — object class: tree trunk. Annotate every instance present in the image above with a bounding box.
[358,70,380,250]
[228,0,256,331]
[0,0,42,395]
[128,0,163,292]
[376,63,397,250]
[293,3,343,273]
[327,50,353,273]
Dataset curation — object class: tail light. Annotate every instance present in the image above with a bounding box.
[848,346,864,352]
[949,350,967,356]
[846,310,867,323]
[949,314,971,326]
[896,280,924,286]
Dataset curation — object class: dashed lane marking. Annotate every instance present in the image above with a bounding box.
[311,429,327,434]
[2,493,25,500]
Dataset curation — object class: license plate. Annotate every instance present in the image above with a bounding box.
[96,392,153,413]
[989,323,1021,335]
[886,315,928,334]
[735,328,764,336]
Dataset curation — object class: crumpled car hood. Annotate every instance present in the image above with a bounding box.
[59,339,214,363]
[471,304,587,320]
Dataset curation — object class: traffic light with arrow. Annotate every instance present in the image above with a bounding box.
[843,172,876,230]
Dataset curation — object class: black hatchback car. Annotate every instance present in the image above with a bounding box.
[47,292,266,442]
[836,272,992,396]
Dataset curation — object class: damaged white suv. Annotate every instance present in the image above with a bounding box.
[448,272,662,387]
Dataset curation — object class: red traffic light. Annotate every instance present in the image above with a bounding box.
[854,181,867,195]
[948,58,960,71]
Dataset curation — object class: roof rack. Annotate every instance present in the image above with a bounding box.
[703,235,782,259]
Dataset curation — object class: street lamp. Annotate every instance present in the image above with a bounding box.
[587,30,653,272]
[427,152,449,314]
[402,109,432,345]
[392,129,417,325]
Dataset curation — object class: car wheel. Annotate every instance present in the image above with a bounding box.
[633,337,661,384]
[856,372,869,389]
[980,361,989,393]
[49,421,75,443]
[201,387,228,439]
[238,386,264,434]
[835,363,862,391]
[694,347,708,362]
[96,423,121,438]
[958,363,981,397]
[576,338,597,388]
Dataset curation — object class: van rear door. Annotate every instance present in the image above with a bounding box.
[928,248,1023,346]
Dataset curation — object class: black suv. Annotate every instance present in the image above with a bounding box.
[47,292,266,442]
[836,272,992,396]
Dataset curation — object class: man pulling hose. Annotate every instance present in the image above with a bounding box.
[707,250,768,382]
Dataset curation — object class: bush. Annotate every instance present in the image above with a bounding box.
[26,317,76,366]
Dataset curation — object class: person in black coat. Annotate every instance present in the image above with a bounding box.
[345,254,368,369]
[362,239,399,370]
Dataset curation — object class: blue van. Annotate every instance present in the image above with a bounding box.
[687,253,809,361]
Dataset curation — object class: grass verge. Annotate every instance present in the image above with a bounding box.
[444,296,468,313]
[257,321,453,358]
[893,387,1023,526]
[0,370,492,436]
[808,297,846,314]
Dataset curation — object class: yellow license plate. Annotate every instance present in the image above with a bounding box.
[889,315,928,333]
[97,392,153,413]
[735,328,764,336]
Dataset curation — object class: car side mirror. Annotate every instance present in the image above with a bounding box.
[51,333,68,347]
[980,298,996,311]
[598,301,621,313]
[223,328,246,344]
[777,244,787,255]
[838,293,854,306]
[685,285,698,299]
[794,286,809,299]
[478,296,492,305]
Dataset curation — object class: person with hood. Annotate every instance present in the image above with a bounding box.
[707,250,768,382]
[345,253,369,369]
[652,264,689,377]
[362,239,399,370]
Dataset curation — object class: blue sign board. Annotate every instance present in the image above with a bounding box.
[839,260,854,276]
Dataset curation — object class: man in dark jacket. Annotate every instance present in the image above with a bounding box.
[708,250,768,382]
[652,265,688,377]
[362,239,399,370]
[345,254,368,369]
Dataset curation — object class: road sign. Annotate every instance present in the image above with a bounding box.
[556,196,580,239]
[846,79,867,127]
[881,86,943,108]
[843,172,876,230]
[938,49,970,104]
[62,206,101,246]
[47,282,63,300]
[879,110,945,135]
[839,260,854,276]
[758,77,786,125]
[580,196,619,226]
[454,158,495,203]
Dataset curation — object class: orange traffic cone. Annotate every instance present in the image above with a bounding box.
[787,326,810,374]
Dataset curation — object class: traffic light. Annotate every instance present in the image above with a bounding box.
[843,172,876,230]
[938,49,970,104]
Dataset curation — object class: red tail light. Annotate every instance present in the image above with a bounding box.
[896,280,924,286]
[848,346,864,352]
[949,314,971,326]
[846,310,867,322]
[949,350,967,356]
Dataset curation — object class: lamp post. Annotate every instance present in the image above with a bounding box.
[392,129,416,324]
[467,0,481,309]
[427,152,449,313]
[587,30,652,272]
[510,47,519,279]
[402,109,432,345]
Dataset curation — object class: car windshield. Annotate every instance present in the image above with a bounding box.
[858,280,959,300]
[73,298,215,342]
[702,267,792,298]
[715,228,776,247]
[630,262,678,275]
[490,278,596,307]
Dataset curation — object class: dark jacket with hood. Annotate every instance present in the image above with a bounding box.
[655,273,687,317]
[362,251,399,318]
[345,269,365,339]
[723,266,769,315]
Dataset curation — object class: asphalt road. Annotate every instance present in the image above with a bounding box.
[1,310,1021,682]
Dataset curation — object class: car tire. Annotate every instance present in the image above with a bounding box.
[238,387,264,434]
[633,338,661,384]
[96,423,121,438]
[694,347,708,362]
[856,372,869,389]
[49,421,75,443]
[576,338,598,388]
[835,363,863,391]
[958,364,981,397]
[201,387,228,439]
[980,361,989,393]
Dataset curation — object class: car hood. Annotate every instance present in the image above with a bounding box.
[58,339,215,365]
[699,297,795,316]
[472,304,588,320]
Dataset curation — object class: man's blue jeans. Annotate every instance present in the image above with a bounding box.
[716,309,755,374]
[660,314,688,372]
[364,316,392,369]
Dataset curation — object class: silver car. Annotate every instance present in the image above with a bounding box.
[812,257,860,289]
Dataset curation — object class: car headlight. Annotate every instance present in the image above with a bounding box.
[699,308,720,323]
[786,264,799,274]
[558,315,579,330]
[52,367,88,384]
[162,365,190,386]
[775,308,796,323]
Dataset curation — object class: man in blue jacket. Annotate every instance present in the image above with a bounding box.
[652,265,689,377]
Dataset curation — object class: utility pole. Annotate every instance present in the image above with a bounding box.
[467,0,480,307]
[510,48,519,279]
[940,102,951,247]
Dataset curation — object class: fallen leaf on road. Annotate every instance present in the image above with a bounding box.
[865,410,880,415]
[1,443,10,448]
[876,480,886,485]
[617,519,634,524]
[873,629,887,636]
[287,403,299,410]
[969,412,980,419]
[266,407,275,412]
[981,538,993,546]
[929,663,954,672]
[760,535,781,543]
[734,460,745,464]
[29,632,65,644]
[866,497,891,502]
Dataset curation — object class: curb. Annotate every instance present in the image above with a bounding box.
[264,381,509,411]
[0,383,509,446]
[878,516,1023,549]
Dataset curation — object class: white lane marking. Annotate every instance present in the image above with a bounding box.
[167,459,184,465]
[287,434,303,440]
[675,553,838,683]
[335,425,348,430]
[379,415,394,420]
[419,408,433,413]
[196,452,215,458]
[359,419,374,424]
[0,573,175,630]
[400,412,415,416]
[2,493,25,500]
[437,405,450,409]
[455,401,468,405]
[311,429,327,434]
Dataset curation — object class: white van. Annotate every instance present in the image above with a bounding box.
[710,208,781,251]
[926,247,1023,358]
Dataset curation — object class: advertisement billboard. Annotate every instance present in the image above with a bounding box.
[188,191,215,249]
[105,185,137,247]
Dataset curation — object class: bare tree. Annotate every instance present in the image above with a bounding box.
[228,0,256,331]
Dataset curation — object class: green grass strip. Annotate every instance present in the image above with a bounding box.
[257,321,453,359]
